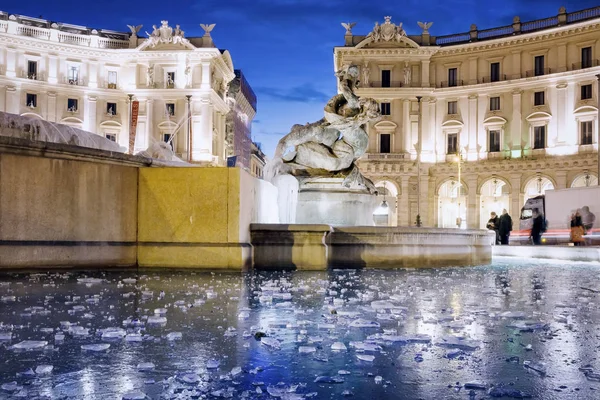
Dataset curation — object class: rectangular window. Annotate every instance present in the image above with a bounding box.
[582,47,592,69]
[534,91,545,106]
[27,60,37,79]
[166,72,175,88]
[163,133,173,150]
[166,103,175,117]
[381,70,391,88]
[447,101,457,114]
[581,121,593,145]
[68,66,79,84]
[447,133,458,154]
[106,102,117,115]
[534,55,545,76]
[26,93,37,108]
[379,133,391,153]
[448,68,458,87]
[107,71,117,89]
[67,98,78,112]
[380,102,391,115]
[581,84,593,100]
[533,126,546,149]
[489,130,501,152]
[105,133,117,142]
[490,62,500,82]
[489,96,500,111]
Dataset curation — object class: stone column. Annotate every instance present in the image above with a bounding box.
[402,99,411,154]
[420,60,430,87]
[508,172,522,218]
[555,82,568,146]
[47,54,58,84]
[145,99,153,148]
[191,97,214,162]
[0,86,5,112]
[5,86,18,114]
[46,91,57,122]
[510,90,523,155]
[201,62,211,90]
[88,96,97,134]
[421,98,431,161]
[399,175,410,226]
[467,94,478,160]
[466,175,479,229]
[5,48,16,78]
[88,61,98,88]
[555,170,568,189]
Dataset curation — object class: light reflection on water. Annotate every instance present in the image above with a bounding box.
[0,257,600,399]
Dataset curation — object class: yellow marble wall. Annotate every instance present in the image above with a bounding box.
[137,167,252,269]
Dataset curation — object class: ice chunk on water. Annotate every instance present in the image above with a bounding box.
[69,326,89,337]
[523,360,546,375]
[147,316,167,325]
[122,278,137,284]
[356,354,375,362]
[436,336,481,351]
[260,337,281,350]
[298,346,316,354]
[122,390,146,400]
[338,370,351,375]
[1,382,22,392]
[0,332,11,341]
[371,300,396,310]
[137,362,155,371]
[35,365,53,375]
[206,359,220,369]
[231,366,242,376]
[349,341,381,352]
[177,373,201,383]
[314,376,345,383]
[154,308,167,315]
[166,332,182,341]
[349,319,380,328]
[374,376,383,384]
[125,333,143,342]
[81,343,110,352]
[101,327,126,339]
[54,334,65,342]
[11,340,48,351]
[77,278,104,285]
[331,342,347,351]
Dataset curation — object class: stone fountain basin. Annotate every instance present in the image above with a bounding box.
[251,224,495,270]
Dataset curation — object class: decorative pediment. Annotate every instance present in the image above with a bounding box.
[158,120,178,133]
[526,110,552,122]
[356,16,419,49]
[138,21,196,51]
[374,120,398,132]
[442,115,464,127]
[60,116,84,126]
[99,120,122,128]
[483,115,507,127]
[574,105,598,115]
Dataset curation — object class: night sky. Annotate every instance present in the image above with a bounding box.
[7,0,597,157]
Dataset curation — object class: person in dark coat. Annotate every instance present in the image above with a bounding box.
[486,211,500,245]
[530,208,544,245]
[498,209,513,245]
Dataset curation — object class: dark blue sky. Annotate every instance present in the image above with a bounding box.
[7,0,597,157]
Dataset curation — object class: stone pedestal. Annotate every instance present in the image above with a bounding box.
[295,178,379,226]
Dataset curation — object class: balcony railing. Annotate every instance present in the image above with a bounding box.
[434,6,600,45]
[21,71,45,81]
[58,32,90,46]
[98,38,129,49]
[366,81,404,88]
[63,77,86,86]
[479,74,507,83]
[17,25,50,40]
[572,59,600,70]
[525,68,552,78]
[439,80,464,88]
[366,153,408,160]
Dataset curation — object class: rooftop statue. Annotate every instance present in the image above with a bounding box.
[145,21,189,47]
[264,64,381,193]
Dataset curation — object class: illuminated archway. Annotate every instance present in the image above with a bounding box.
[373,180,399,226]
[523,175,554,203]
[479,177,510,229]
[437,179,467,229]
[571,172,598,187]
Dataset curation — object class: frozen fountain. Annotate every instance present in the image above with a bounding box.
[255,64,494,269]
[0,111,186,164]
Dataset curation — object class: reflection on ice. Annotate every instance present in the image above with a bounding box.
[1,258,600,398]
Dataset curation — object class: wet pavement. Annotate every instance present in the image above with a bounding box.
[2,257,600,399]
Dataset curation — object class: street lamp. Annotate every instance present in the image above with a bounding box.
[415,96,423,227]
[127,94,134,154]
[186,95,192,162]
[596,74,600,185]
